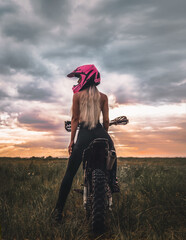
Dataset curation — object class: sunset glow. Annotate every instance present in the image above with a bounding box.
[0,100,186,157]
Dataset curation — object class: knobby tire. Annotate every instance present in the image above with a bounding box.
[91,169,107,233]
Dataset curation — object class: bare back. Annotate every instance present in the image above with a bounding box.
[75,90,109,131]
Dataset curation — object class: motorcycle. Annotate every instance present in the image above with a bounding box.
[65,116,129,233]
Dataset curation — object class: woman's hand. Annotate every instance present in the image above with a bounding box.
[68,140,74,156]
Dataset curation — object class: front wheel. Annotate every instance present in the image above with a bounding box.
[92,169,107,233]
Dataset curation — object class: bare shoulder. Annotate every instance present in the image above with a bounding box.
[99,91,108,101]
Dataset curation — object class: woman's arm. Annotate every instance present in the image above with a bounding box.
[68,93,79,155]
[102,95,109,132]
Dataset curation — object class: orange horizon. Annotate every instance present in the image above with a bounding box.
[0,146,185,159]
[1,103,186,158]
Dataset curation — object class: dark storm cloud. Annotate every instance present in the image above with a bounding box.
[17,82,53,102]
[30,0,70,23]
[43,45,85,59]
[1,0,186,106]
[17,111,62,132]
[139,72,186,104]
[0,44,52,77]
[89,0,186,104]
[114,68,186,105]
[0,89,8,99]
[39,0,186,105]
[2,18,47,43]
[93,0,186,22]
[0,1,18,18]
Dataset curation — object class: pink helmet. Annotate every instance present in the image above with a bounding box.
[67,64,100,93]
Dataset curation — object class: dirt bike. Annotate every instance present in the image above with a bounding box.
[65,116,129,233]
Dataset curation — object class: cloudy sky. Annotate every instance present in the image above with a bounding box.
[0,0,186,157]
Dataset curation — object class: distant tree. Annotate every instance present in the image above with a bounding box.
[45,156,53,160]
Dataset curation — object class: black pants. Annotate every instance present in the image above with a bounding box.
[55,123,117,212]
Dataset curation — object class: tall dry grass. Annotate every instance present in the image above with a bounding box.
[0,157,185,240]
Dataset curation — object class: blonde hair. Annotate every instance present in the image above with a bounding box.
[79,85,101,129]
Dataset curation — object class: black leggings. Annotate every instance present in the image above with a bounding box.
[55,123,116,212]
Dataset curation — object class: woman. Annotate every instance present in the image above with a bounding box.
[52,64,119,223]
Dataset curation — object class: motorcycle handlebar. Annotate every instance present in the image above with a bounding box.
[65,116,129,132]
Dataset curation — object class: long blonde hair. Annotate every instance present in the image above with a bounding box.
[79,85,101,129]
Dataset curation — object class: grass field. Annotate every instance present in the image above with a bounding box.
[0,157,186,240]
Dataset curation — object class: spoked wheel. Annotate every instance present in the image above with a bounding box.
[91,169,107,233]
